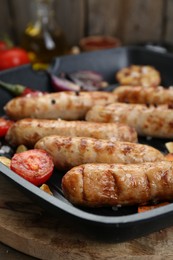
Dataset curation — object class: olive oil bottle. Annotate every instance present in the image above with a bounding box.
[21,0,68,68]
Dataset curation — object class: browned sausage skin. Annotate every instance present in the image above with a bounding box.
[6,118,138,147]
[35,135,165,170]
[115,65,161,87]
[62,161,173,207]
[86,103,173,138]
[4,91,117,120]
[113,85,173,105]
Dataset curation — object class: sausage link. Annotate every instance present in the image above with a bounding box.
[35,136,165,170]
[62,161,173,207]
[115,65,161,87]
[113,85,173,105]
[4,91,117,120]
[86,103,173,138]
[6,118,138,147]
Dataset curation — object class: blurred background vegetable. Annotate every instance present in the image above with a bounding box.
[0,46,30,70]
[0,118,13,138]
[0,80,42,96]
[49,70,108,92]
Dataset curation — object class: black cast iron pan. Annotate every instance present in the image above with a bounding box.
[0,46,173,241]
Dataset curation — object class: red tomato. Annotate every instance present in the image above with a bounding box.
[10,149,54,186]
[0,47,30,70]
[0,118,13,137]
[0,41,8,51]
[22,88,44,97]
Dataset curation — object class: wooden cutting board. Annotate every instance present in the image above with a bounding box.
[0,174,173,260]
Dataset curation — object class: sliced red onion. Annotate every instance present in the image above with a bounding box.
[50,74,81,92]
[70,70,103,82]
[66,70,108,91]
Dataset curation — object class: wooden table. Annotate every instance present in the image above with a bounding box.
[0,242,35,259]
[1,174,173,260]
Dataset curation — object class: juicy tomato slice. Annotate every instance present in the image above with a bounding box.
[0,118,14,137]
[10,149,54,186]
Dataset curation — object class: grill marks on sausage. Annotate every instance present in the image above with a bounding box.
[168,104,173,109]
[80,139,88,151]
[35,135,165,172]
[62,162,173,207]
[80,166,86,203]
[6,118,138,148]
[121,144,133,155]
[72,138,138,156]
[111,171,121,200]
[102,170,118,202]
[93,140,104,152]
[145,174,151,203]
[86,102,173,138]
[4,91,117,121]
[169,122,173,128]
[83,168,119,205]
[161,170,169,186]
[114,86,173,106]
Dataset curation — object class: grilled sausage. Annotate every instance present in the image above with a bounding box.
[35,135,165,170]
[86,102,173,138]
[115,65,161,87]
[113,85,173,105]
[62,161,173,207]
[6,118,138,147]
[4,91,117,120]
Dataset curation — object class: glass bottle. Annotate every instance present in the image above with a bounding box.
[21,0,68,68]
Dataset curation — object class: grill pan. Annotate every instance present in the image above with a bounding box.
[0,46,173,241]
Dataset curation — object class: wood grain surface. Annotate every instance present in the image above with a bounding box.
[0,242,35,260]
[1,174,173,259]
[1,0,173,47]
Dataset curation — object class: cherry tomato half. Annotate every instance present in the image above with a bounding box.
[0,47,30,70]
[0,118,14,137]
[10,149,54,186]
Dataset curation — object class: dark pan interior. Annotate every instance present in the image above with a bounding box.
[1,46,173,241]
